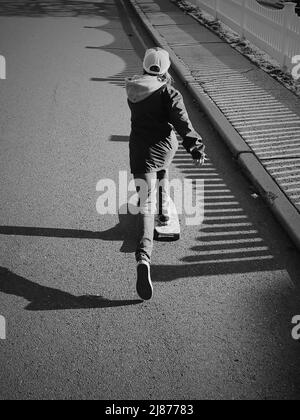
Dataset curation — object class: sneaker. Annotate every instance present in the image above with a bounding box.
[136,260,153,301]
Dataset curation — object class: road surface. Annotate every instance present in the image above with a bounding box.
[0,0,299,400]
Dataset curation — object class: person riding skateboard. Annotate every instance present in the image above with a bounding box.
[126,48,206,301]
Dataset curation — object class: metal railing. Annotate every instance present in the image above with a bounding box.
[196,0,300,70]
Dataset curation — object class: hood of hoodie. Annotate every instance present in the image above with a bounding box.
[125,75,166,104]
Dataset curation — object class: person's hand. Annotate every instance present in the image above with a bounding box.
[193,157,206,167]
[191,149,207,167]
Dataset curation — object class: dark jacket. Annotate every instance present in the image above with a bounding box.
[126,75,204,174]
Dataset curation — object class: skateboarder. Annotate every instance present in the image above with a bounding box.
[126,48,206,301]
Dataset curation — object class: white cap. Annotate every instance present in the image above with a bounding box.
[143,48,171,76]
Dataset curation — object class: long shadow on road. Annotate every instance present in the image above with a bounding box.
[0,211,141,312]
[0,206,138,253]
[0,267,142,311]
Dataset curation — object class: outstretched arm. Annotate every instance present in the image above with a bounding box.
[165,86,206,164]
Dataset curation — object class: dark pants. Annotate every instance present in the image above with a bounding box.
[134,170,169,263]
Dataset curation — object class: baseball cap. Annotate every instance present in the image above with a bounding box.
[143,48,171,76]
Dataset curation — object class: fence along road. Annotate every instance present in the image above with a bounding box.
[197,0,300,70]
[188,0,300,212]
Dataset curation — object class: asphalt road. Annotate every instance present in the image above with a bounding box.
[0,0,299,400]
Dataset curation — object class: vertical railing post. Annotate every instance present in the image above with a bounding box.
[281,2,296,70]
[215,0,220,20]
[240,0,247,40]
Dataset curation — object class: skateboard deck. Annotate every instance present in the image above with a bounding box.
[154,197,180,242]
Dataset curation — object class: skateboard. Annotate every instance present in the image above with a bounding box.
[154,197,180,242]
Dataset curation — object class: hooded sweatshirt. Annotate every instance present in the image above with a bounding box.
[126,75,166,104]
[125,75,204,174]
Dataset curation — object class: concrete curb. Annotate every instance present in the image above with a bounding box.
[239,154,300,249]
[128,0,300,250]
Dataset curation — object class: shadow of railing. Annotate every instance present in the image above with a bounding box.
[89,46,141,88]
[154,143,283,278]
[109,135,129,142]
[88,0,155,88]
